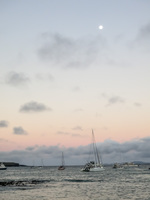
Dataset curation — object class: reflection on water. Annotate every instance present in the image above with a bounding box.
[0,165,150,200]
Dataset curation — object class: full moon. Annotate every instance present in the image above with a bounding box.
[99,25,103,30]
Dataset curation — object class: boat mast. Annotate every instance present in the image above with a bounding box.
[62,152,65,166]
[92,130,97,167]
[92,129,101,167]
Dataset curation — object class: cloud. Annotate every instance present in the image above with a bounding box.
[107,96,124,105]
[25,146,36,151]
[56,131,70,135]
[99,137,150,163]
[19,101,52,113]
[72,86,81,92]
[0,138,17,146]
[5,71,30,87]
[72,133,82,137]
[137,22,150,42]
[74,108,84,112]
[102,93,125,106]
[0,120,9,127]
[1,136,150,165]
[131,22,150,50]
[56,130,84,137]
[13,127,28,135]
[35,73,54,82]
[0,138,9,142]
[72,126,83,131]
[134,102,142,107]
[37,33,107,69]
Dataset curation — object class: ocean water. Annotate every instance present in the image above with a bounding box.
[0,165,150,200]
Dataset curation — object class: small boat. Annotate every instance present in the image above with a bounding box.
[58,152,65,170]
[112,163,124,169]
[38,159,44,169]
[81,130,105,172]
[122,162,138,168]
[0,163,7,170]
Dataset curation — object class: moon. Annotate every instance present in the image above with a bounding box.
[99,25,103,30]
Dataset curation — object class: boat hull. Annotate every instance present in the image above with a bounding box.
[81,168,90,172]
[0,168,7,170]
[58,166,65,170]
[0,163,7,170]
[90,167,105,172]
[81,166,105,172]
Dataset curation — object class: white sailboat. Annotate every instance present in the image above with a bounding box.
[81,130,105,172]
[0,163,7,170]
[58,152,65,170]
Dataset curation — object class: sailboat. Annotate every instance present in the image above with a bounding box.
[81,130,105,172]
[58,152,65,170]
[0,163,7,170]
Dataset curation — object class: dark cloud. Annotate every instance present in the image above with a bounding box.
[99,137,150,163]
[6,71,30,87]
[19,101,52,113]
[25,146,36,151]
[0,120,9,127]
[13,127,27,135]
[37,33,107,69]
[0,137,150,165]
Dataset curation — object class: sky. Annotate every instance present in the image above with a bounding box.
[0,0,150,166]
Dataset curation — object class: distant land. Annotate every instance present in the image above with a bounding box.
[0,162,27,167]
[1,161,150,167]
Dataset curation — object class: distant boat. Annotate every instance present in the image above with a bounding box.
[112,163,124,169]
[122,162,138,168]
[81,130,105,172]
[113,162,139,169]
[0,163,7,170]
[37,159,44,169]
[40,159,44,168]
[58,152,65,170]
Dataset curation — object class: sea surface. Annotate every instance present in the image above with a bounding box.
[0,165,150,200]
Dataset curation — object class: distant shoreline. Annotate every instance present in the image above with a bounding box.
[1,161,150,167]
[0,162,26,167]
